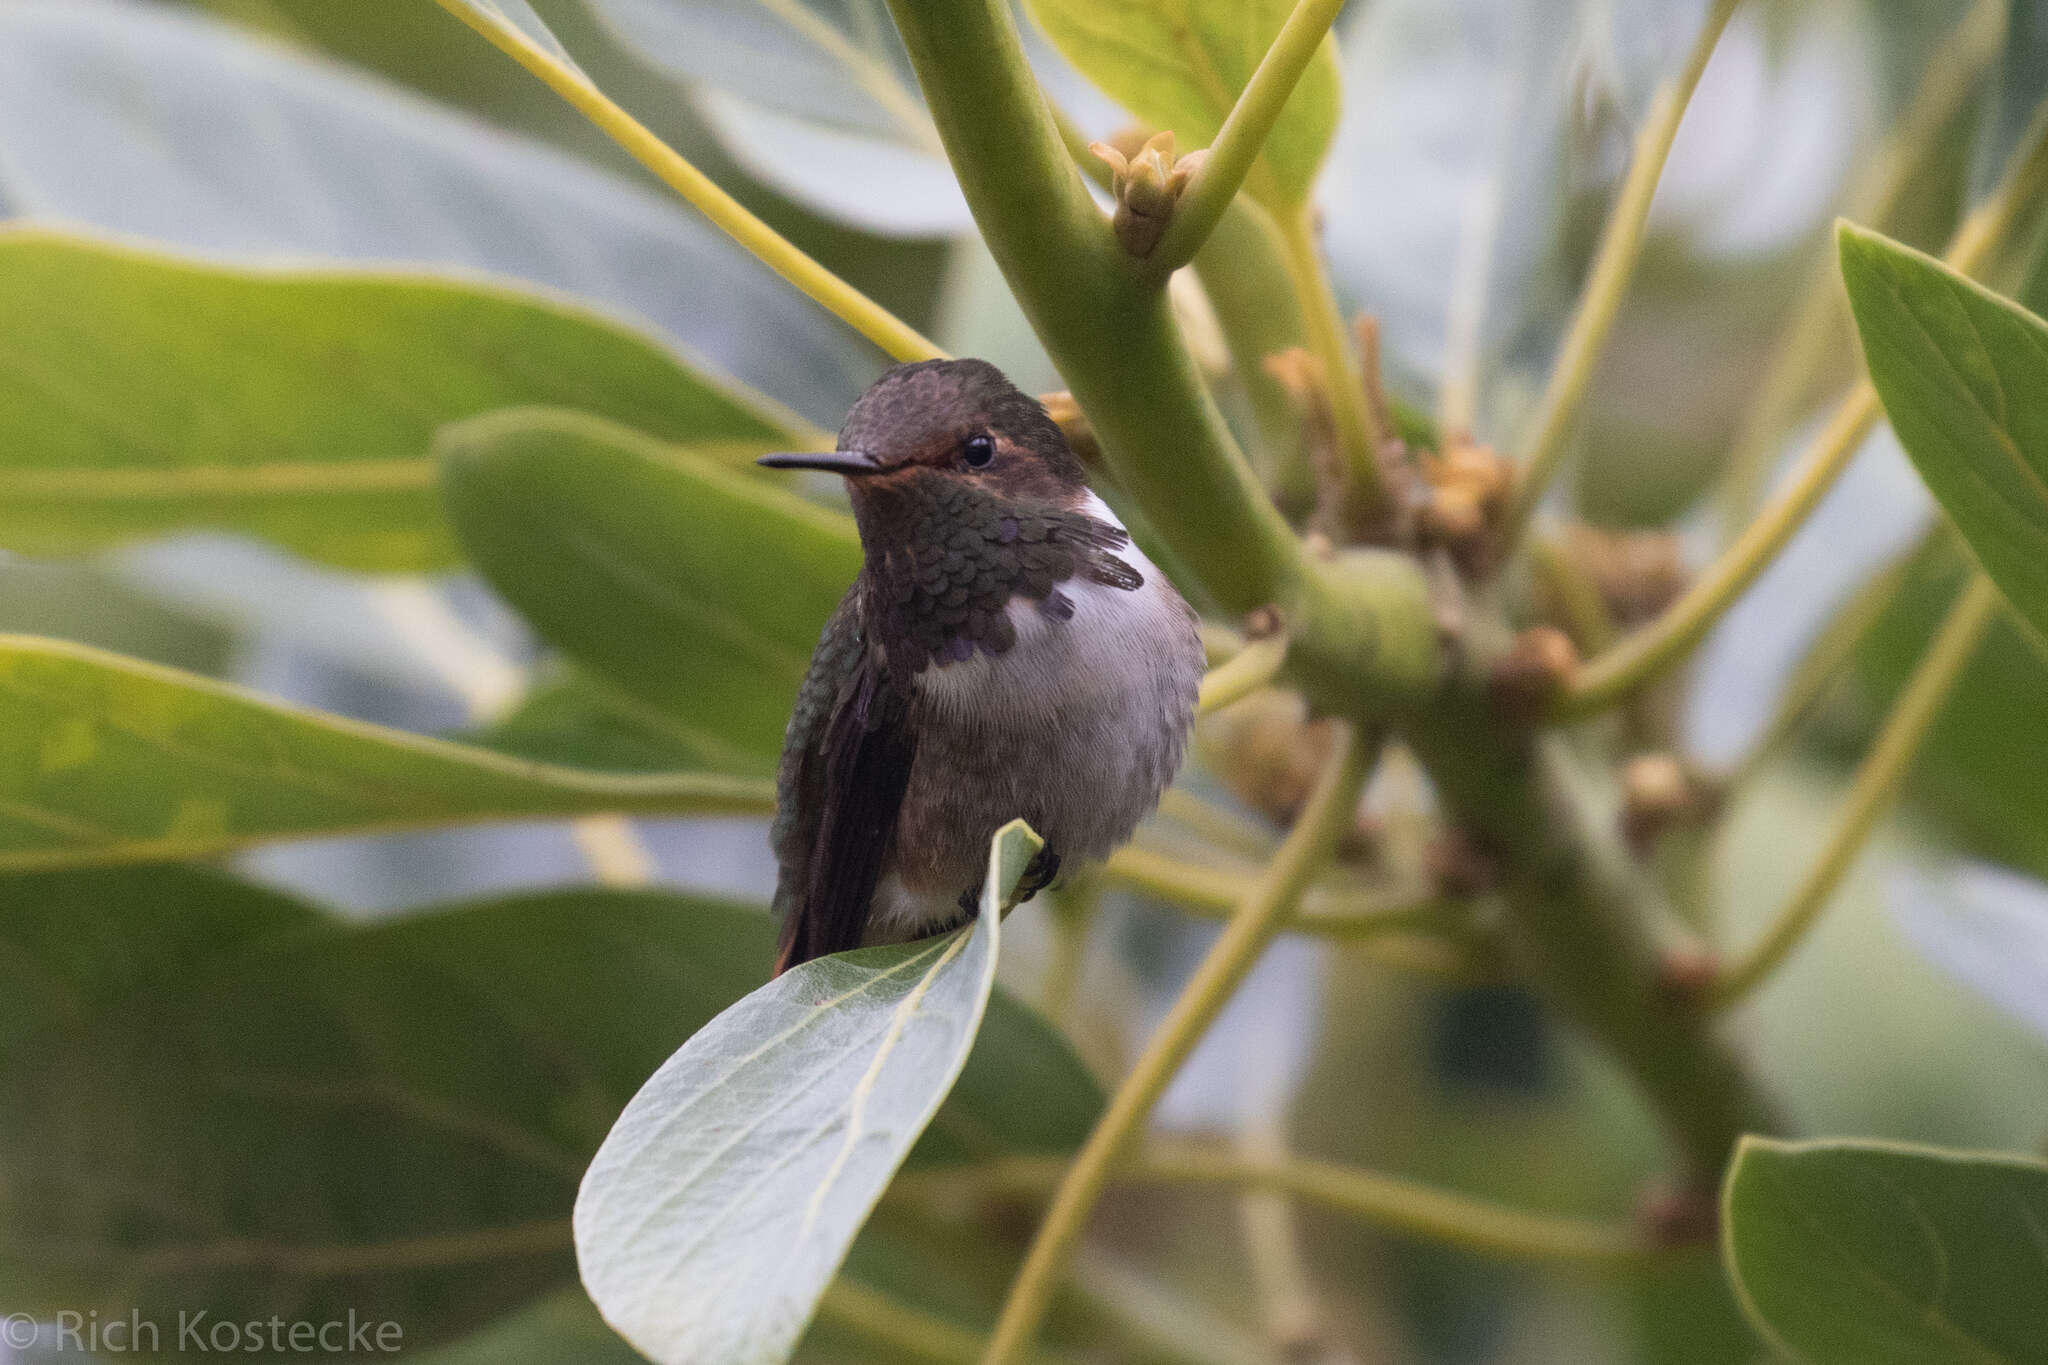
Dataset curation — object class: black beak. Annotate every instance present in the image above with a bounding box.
[755,450,883,476]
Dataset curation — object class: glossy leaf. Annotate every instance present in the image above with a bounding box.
[1028,0,1339,206]
[0,0,875,422]
[1723,1136,2048,1363]
[472,670,709,774]
[1839,223,2048,647]
[0,229,802,571]
[0,862,1096,1355]
[438,407,860,773]
[576,821,1042,1365]
[1324,0,1716,408]
[0,634,772,870]
[577,0,969,235]
[0,871,741,1349]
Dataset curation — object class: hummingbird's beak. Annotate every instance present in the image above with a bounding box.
[755,450,883,476]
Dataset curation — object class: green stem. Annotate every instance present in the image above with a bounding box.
[1149,0,1345,275]
[884,0,1439,705]
[1706,575,1999,1009]
[1526,535,1618,654]
[1235,1118,1328,1359]
[1064,1251,1275,1365]
[1274,205,1389,513]
[980,726,1376,1365]
[1554,111,2048,720]
[1197,633,1289,715]
[1154,788,1278,858]
[1503,0,1740,543]
[430,0,942,362]
[1403,696,1775,1188]
[1716,0,2006,534]
[1555,384,1881,719]
[818,1279,1080,1365]
[1191,201,1320,513]
[1719,542,1918,796]
[1102,845,1453,939]
[895,1143,1657,1267]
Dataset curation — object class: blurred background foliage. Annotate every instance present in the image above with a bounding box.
[0,0,2045,1361]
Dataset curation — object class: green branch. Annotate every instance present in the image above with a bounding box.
[1149,0,1346,274]
[1196,632,1289,714]
[819,1280,1048,1365]
[894,1143,1658,1267]
[1715,0,2005,533]
[1554,116,2048,720]
[1719,543,1917,795]
[1504,0,1740,542]
[1707,575,1998,1009]
[430,0,942,363]
[1402,695,1775,1188]
[883,0,1437,705]
[1274,206,1389,512]
[1103,844,1459,939]
[1555,385,1881,719]
[979,726,1376,1365]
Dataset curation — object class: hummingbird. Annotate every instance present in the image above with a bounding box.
[757,359,1204,974]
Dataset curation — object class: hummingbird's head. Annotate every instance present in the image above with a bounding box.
[756,360,1089,515]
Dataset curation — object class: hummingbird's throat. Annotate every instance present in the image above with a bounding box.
[851,473,1140,677]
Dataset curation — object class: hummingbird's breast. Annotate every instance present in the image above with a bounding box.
[868,494,1203,940]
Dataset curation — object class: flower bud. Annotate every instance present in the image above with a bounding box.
[1092,131,1207,257]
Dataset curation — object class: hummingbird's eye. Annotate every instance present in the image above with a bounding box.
[962,434,996,468]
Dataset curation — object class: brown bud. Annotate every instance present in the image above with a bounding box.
[1091,130,1205,257]
[1197,688,1337,825]
[1619,751,1697,851]
[1418,440,1511,574]
[1425,828,1500,898]
[1244,604,1286,640]
[1566,524,1689,627]
[1418,484,1485,545]
[1636,1182,1719,1250]
[1656,944,1720,1001]
[1488,626,1578,722]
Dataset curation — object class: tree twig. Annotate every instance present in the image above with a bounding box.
[1504,0,1742,543]
[980,726,1377,1364]
[431,0,942,362]
[1707,575,1999,1008]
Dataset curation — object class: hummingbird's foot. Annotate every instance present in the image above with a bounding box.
[954,845,1063,921]
[1015,846,1061,904]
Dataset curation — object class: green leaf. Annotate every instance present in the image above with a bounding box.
[0,634,772,870]
[0,861,1097,1356]
[406,1291,651,1365]
[573,0,970,235]
[0,0,876,421]
[1839,222,2048,648]
[1026,0,1340,205]
[0,869,766,1349]
[438,407,861,773]
[468,669,709,774]
[0,228,803,572]
[575,821,1044,1365]
[1722,1136,2048,1364]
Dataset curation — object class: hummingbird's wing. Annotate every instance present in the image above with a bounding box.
[770,589,915,974]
